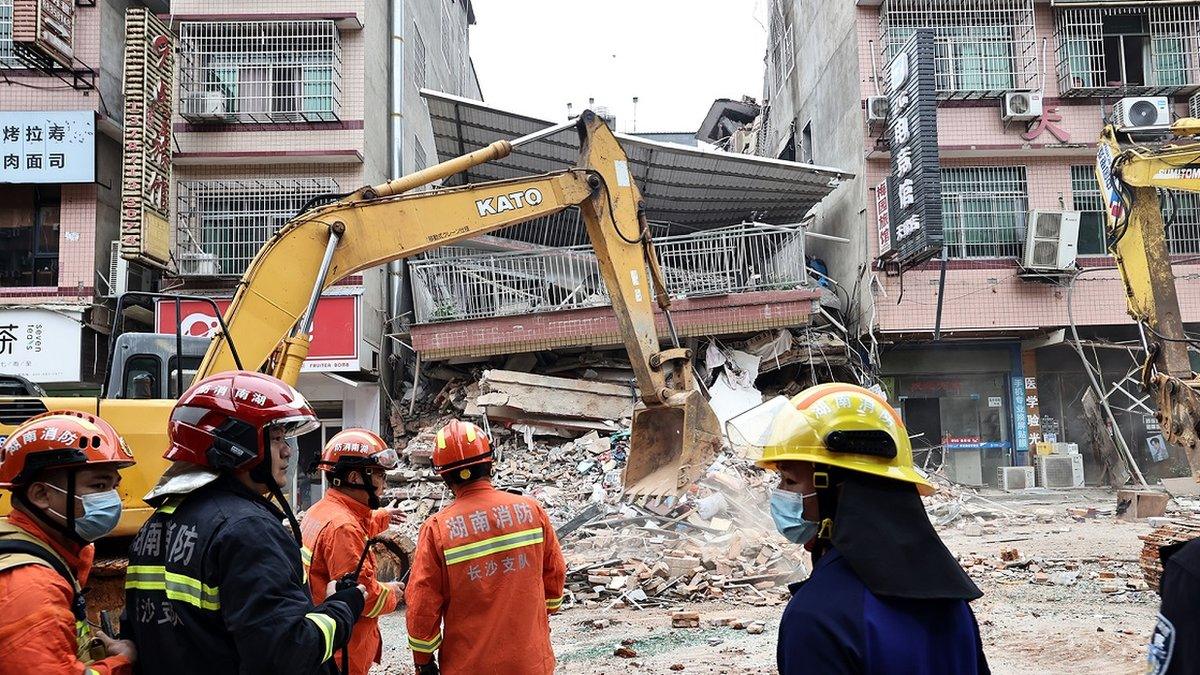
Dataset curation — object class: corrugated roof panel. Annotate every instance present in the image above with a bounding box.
[421,90,853,227]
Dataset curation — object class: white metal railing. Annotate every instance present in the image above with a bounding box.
[409,223,809,324]
[175,178,339,277]
[941,166,1029,258]
[1055,4,1200,97]
[0,0,18,68]
[178,21,342,123]
[879,0,1037,99]
[1071,165,1200,255]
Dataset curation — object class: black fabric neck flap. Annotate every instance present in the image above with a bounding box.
[831,474,982,601]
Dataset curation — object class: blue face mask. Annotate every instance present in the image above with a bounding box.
[770,488,819,545]
[44,484,123,542]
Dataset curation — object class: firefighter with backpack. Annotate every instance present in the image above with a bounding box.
[0,410,138,674]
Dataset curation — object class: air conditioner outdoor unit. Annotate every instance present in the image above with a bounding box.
[867,95,889,123]
[944,449,983,486]
[1038,454,1084,488]
[998,466,1036,491]
[107,240,128,297]
[182,89,229,120]
[1022,210,1080,271]
[1053,442,1080,456]
[1112,96,1170,130]
[1190,92,1200,119]
[177,252,220,276]
[1003,91,1042,122]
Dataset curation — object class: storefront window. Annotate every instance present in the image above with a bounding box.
[0,185,60,287]
[897,374,1011,486]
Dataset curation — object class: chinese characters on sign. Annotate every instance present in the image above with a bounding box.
[11,0,74,70]
[120,8,175,270]
[0,309,81,382]
[884,29,943,269]
[875,179,891,256]
[1021,106,1070,143]
[0,111,94,183]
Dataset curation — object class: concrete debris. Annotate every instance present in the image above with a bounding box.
[476,369,632,436]
[671,611,701,628]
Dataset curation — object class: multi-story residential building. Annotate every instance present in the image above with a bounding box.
[766,0,1200,484]
[163,0,478,507]
[0,0,167,393]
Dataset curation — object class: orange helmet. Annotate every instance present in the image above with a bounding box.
[432,420,492,480]
[315,429,398,474]
[0,410,135,489]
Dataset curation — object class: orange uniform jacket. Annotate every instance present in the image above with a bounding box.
[302,489,401,675]
[0,510,132,675]
[405,479,566,675]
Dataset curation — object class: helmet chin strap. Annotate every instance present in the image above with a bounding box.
[21,470,86,547]
[334,468,381,509]
[252,430,303,547]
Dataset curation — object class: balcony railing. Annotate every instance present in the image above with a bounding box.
[409,223,810,324]
[1055,4,1200,97]
[879,0,1038,99]
[175,178,339,277]
[178,21,343,123]
[0,0,18,68]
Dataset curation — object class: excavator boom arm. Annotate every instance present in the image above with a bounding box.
[193,112,720,496]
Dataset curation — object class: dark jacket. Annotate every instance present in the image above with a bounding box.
[1149,537,1200,675]
[124,475,363,674]
[778,548,989,675]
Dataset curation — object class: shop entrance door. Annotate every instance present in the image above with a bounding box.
[903,398,942,469]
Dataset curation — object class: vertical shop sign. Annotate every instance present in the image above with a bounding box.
[884,28,942,269]
[120,8,174,270]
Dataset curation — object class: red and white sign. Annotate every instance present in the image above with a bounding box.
[156,295,359,372]
[875,179,892,256]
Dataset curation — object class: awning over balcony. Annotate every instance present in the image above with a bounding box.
[421,90,852,229]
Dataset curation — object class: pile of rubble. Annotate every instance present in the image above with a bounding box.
[383,372,807,610]
[959,547,1151,598]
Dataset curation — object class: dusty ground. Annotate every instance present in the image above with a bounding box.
[375,488,1164,674]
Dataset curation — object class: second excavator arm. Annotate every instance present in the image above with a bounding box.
[1097,121,1200,479]
[192,111,721,497]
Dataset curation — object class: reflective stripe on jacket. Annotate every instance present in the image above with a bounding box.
[0,511,132,675]
[405,480,565,675]
[123,475,362,674]
[302,489,402,675]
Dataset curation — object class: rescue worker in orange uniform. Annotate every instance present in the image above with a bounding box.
[0,410,139,674]
[406,419,566,675]
[302,428,406,675]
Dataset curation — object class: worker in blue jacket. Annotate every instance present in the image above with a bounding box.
[727,383,990,674]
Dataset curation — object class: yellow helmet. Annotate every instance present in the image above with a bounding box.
[727,383,933,496]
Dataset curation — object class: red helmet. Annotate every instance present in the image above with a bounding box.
[166,371,318,472]
[0,410,135,489]
[315,429,398,474]
[432,420,492,478]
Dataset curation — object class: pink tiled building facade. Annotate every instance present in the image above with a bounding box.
[765,0,1200,483]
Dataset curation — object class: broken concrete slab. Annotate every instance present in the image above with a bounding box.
[478,370,634,431]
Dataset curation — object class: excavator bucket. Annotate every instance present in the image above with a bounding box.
[623,389,725,498]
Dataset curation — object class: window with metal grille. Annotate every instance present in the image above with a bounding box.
[440,1,459,90]
[941,166,1028,258]
[178,21,342,123]
[1071,165,1200,255]
[175,178,339,277]
[1055,4,1200,97]
[413,22,426,91]
[1069,165,1108,255]
[879,0,1037,98]
[0,0,18,68]
[765,0,794,97]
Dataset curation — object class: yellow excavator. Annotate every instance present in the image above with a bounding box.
[0,112,723,554]
[1095,118,1200,587]
[1096,119,1200,479]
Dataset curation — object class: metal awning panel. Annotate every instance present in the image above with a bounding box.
[423,90,852,229]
